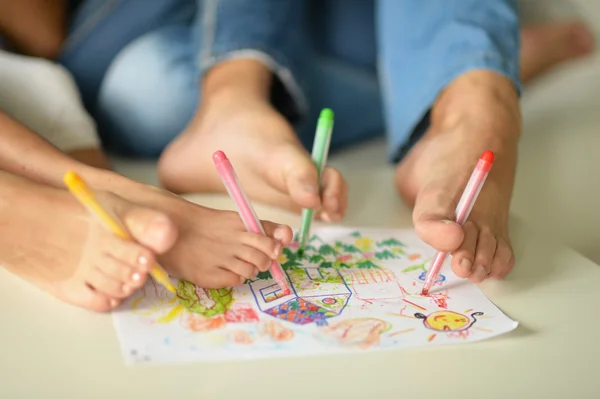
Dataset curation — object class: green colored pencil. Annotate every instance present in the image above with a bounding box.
[297,108,334,256]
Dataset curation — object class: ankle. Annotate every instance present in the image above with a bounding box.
[202,59,273,105]
[431,70,522,142]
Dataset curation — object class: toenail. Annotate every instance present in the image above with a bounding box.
[460,258,473,273]
[110,299,119,308]
[328,197,339,212]
[442,219,455,225]
[123,285,132,295]
[273,242,282,258]
[274,226,286,241]
[303,183,318,195]
[138,256,148,266]
[132,272,141,282]
[475,265,488,280]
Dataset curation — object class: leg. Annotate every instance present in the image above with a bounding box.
[520,20,594,84]
[59,0,196,114]
[0,170,178,312]
[97,25,199,156]
[378,0,521,282]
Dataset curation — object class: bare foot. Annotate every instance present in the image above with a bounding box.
[396,71,520,283]
[158,62,348,222]
[520,20,595,85]
[0,172,177,312]
[68,147,111,170]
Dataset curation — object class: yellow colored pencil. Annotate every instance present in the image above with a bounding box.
[63,171,176,293]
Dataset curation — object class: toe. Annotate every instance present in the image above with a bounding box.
[450,221,478,278]
[240,231,282,260]
[413,185,464,252]
[71,284,117,312]
[191,268,245,288]
[261,222,293,246]
[317,167,347,222]
[470,227,497,283]
[122,211,178,254]
[101,255,148,288]
[87,267,128,298]
[236,243,272,272]
[104,235,156,273]
[489,238,514,279]
[228,258,260,279]
[278,148,321,210]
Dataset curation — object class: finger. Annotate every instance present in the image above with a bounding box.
[450,221,478,278]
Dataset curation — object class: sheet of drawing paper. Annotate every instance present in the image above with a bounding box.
[112,227,518,365]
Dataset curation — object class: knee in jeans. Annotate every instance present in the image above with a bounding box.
[97,29,197,156]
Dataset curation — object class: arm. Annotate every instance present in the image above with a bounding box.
[199,0,307,120]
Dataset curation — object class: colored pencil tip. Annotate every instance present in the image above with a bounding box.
[319,108,334,121]
[282,288,291,295]
[420,288,429,296]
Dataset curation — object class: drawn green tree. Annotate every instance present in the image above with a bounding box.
[318,244,337,256]
[320,261,333,268]
[375,249,396,260]
[356,259,380,269]
[309,254,325,264]
[377,238,405,248]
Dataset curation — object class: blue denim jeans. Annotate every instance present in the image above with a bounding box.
[59,0,520,160]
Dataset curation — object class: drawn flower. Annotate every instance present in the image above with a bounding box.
[337,254,352,262]
[408,254,421,261]
[278,254,288,264]
[363,252,374,259]
[288,241,299,249]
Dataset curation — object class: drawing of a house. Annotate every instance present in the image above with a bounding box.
[249,266,351,326]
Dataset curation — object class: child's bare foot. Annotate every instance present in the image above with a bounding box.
[68,147,111,170]
[396,71,520,284]
[520,20,595,85]
[156,205,294,288]
[158,60,348,222]
[0,172,177,312]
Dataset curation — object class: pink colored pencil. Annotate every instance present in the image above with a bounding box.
[212,150,291,295]
[421,150,495,295]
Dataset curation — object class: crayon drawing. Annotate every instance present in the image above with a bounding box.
[112,227,518,365]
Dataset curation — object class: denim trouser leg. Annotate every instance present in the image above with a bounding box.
[59,0,196,116]
[96,0,385,157]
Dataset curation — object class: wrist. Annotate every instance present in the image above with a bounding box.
[202,58,273,104]
[431,70,521,141]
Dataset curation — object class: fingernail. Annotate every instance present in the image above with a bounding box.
[273,242,282,258]
[110,299,119,308]
[132,272,141,282]
[460,258,473,273]
[138,256,148,266]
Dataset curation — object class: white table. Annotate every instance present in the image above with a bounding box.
[2,185,600,398]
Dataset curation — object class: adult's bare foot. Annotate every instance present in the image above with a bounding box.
[520,20,595,85]
[0,172,177,312]
[396,71,520,283]
[158,59,348,222]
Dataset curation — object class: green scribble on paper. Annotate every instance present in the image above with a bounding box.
[377,238,405,247]
[318,244,337,256]
[375,250,397,260]
[320,261,333,268]
[177,280,233,317]
[309,254,325,263]
[356,259,380,269]
[350,231,361,238]
[402,263,427,273]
